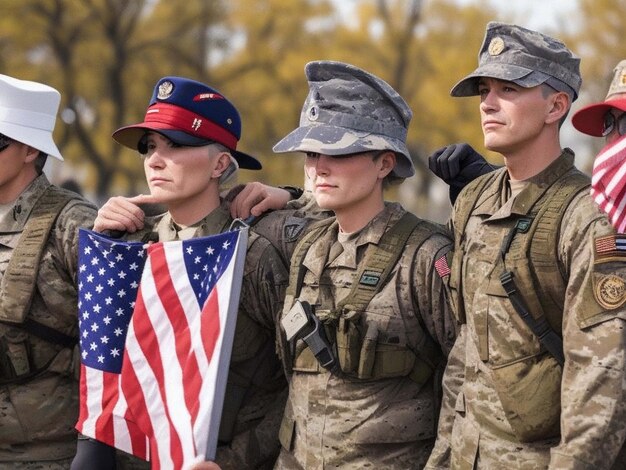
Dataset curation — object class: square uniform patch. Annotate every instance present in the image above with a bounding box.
[594,234,626,260]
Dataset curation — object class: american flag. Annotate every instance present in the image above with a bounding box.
[434,254,451,278]
[591,134,626,233]
[595,234,626,258]
[76,229,149,458]
[75,228,247,468]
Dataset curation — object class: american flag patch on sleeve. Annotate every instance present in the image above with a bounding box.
[595,234,626,260]
[435,254,451,278]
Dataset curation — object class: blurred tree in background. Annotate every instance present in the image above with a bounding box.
[561,0,626,169]
[0,0,620,221]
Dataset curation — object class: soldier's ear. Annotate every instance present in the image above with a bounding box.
[15,143,40,163]
[377,151,396,179]
[212,151,234,179]
[546,91,570,125]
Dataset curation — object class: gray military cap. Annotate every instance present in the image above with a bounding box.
[451,22,582,101]
[273,60,415,178]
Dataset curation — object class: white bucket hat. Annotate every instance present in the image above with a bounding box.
[0,74,63,160]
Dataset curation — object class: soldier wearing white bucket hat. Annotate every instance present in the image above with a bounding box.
[0,74,97,468]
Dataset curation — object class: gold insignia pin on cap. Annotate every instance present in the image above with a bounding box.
[488,37,505,56]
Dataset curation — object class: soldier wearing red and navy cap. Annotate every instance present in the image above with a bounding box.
[71,77,289,470]
[113,76,262,171]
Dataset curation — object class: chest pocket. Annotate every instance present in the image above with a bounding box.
[336,308,418,381]
[290,213,446,390]
[452,163,592,362]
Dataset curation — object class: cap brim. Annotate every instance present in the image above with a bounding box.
[273,123,414,178]
[0,122,63,160]
[113,123,261,170]
[572,98,626,137]
[451,63,550,97]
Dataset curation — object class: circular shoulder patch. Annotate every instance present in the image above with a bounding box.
[594,274,626,310]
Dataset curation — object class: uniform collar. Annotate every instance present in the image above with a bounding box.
[0,174,50,232]
[474,148,576,220]
[155,200,232,242]
[302,202,405,277]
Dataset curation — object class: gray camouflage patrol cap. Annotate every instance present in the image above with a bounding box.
[273,60,415,178]
[451,22,582,101]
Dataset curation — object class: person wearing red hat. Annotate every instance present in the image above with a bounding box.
[71,76,290,470]
[572,60,626,232]
[572,60,626,144]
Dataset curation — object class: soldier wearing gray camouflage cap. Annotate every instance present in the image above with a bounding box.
[425,22,626,469]
[0,74,97,468]
[273,61,415,178]
[269,60,457,469]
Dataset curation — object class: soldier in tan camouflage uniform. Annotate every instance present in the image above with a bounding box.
[246,61,457,469]
[425,22,626,470]
[74,77,289,470]
[0,75,97,468]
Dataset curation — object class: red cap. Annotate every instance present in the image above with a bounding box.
[572,98,626,137]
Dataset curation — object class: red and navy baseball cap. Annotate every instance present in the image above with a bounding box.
[113,76,261,170]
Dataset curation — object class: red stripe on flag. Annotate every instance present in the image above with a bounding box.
[151,244,203,427]
[592,135,626,232]
[131,290,185,468]
[76,364,89,432]
[121,345,158,467]
[196,288,221,415]
[96,371,119,443]
[595,236,617,253]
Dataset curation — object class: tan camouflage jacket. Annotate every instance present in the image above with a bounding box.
[0,174,96,461]
[125,202,290,469]
[276,202,456,469]
[426,152,626,470]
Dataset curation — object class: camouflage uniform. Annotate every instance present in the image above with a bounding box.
[121,201,289,470]
[251,193,327,266]
[427,152,626,470]
[266,60,458,469]
[424,22,626,470]
[276,203,456,469]
[0,174,97,466]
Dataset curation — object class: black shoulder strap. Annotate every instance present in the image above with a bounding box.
[499,170,590,366]
[499,271,565,366]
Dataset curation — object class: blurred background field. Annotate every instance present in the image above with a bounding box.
[2,0,623,222]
